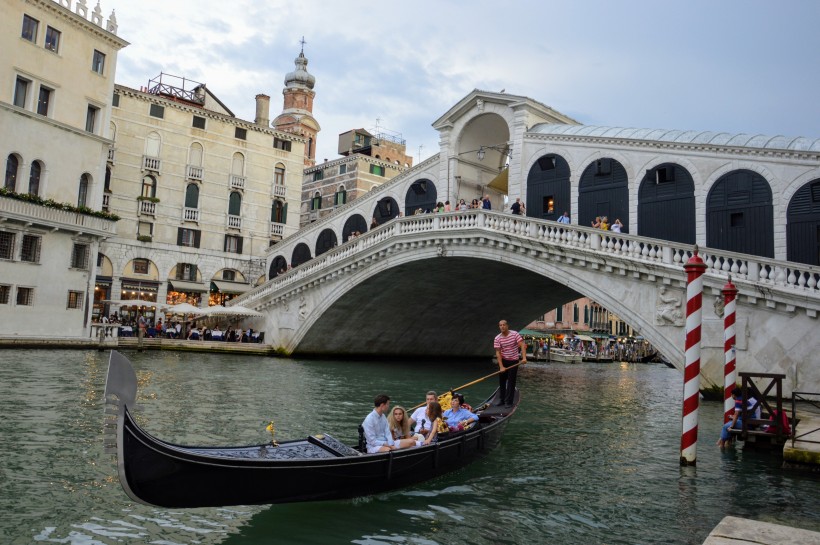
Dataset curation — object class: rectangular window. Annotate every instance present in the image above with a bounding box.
[656,166,675,184]
[133,258,149,274]
[176,263,197,281]
[97,252,105,267]
[45,26,60,52]
[85,105,99,133]
[334,190,346,206]
[177,228,200,248]
[313,170,323,181]
[274,166,285,186]
[112,92,119,107]
[16,287,34,306]
[137,222,153,236]
[596,159,612,176]
[14,77,29,108]
[20,235,41,263]
[224,235,243,254]
[21,15,38,42]
[0,285,9,305]
[149,104,164,118]
[339,164,347,175]
[369,164,385,176]
[556,306,563,322]
[273,138,291,151]
[235,127,247,140]
[0,232,15,259]
[222,269,236,281]
[92,50,105,74]
[66,290,84,310]
[543,195,554,215]
[192,115,206,129]
[37,86,52,116]
[71,243,89,269]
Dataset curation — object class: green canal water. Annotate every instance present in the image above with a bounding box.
[1,349,818,545]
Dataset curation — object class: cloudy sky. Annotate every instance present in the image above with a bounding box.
[102,0,820,164]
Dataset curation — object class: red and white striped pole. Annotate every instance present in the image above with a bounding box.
[681,246,706,466]
[722,277,738,424]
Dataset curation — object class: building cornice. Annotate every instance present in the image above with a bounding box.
[303,154,406,175]
[34,0,129,50]
[1,101,113,145]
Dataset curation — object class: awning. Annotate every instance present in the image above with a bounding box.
[487,167,508,193]
[519,328,552,339]
[574,334,595,342]
[168,280,208,293]
[589,332,612,339]
[211,280,250,295]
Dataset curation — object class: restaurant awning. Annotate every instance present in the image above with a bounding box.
[519,328,552,339]
[487,167,508,193]
[168,280,208,293]
[211,280,250,295]
[574,334,595,342]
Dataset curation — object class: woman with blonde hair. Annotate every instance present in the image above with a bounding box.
[388,406,423,448]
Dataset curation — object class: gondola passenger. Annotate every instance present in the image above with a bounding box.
[443,393,478,430]
[410,391,437,436]
[422,402,446,446]
[362,394,397,453]
[388,406,423,448]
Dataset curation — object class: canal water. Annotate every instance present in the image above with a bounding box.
[1,350,818,545]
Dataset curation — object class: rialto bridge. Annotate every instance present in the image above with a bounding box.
[230,90,820,393]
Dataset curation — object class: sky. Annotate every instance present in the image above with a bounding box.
[101,0,820,165]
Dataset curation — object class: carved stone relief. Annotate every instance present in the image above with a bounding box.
[656,286,684,326]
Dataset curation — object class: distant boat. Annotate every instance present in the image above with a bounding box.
[548,348,583,363]
[103,351,520,508]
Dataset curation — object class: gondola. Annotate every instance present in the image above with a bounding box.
[103,351,520,508]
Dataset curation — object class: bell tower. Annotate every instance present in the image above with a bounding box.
[273,39,320,167]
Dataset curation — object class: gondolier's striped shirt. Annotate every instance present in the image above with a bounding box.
[494,331,523,361]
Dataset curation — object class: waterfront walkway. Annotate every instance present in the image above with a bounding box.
[703,516,820,544]
[0,336,278,356]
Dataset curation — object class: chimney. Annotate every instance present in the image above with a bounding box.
[254,94,270,127]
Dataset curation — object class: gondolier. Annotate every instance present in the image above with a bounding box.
[494,320,526,407]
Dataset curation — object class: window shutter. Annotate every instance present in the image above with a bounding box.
[237,237,244,254]
[283,202,288,223]
[177,228,183,246]
[193,230,201,248]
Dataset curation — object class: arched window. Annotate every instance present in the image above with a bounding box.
[334,185,347,206]
[573,303,579,323]
[4,154,18,191]
[145,132,161,157]
[77,174,89,207]
[228,191,242,215]
[184,184,199,208]
[231,152,244,176]
[29,161,42,196]
[274,163,285,185]
[188,142,203,166]
[311,191,322,211]
[271,200,287,223]
[141,175,156,198]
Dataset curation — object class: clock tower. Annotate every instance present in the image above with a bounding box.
[273,42,320,167]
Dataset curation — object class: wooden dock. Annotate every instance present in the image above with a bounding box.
[703,516,820,544]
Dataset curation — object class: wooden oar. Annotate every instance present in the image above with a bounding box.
[408,361,525,410]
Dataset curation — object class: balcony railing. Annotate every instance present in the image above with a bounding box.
[227,214,242,229]
[142,155,161,172]
[270,221,285,237]
[139,200,156,216]
[102,193,110,209]
[186,165,203,180]
[107,147,115,163]
[230,175,245,190]
[272,184,286,198]
[183,207,200,222]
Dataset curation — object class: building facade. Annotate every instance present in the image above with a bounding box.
[99,72,307,323]
[1,0,126,337]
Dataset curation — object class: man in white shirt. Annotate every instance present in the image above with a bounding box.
[362,394,398,453]
[557,211,570,224]
[410,391,438,436]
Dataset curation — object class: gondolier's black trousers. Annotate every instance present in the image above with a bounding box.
[498,359,518,405]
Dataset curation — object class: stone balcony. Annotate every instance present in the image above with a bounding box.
[227,214,242,229]
[107,147,115,163]
[230,175,245,190]
[183,207,200,222]
[186,165,203,181]
[270,221,285,237]
[142,155,161,172]
[272,184,286,198]
[0,195,116,237]
[138,200,156,216]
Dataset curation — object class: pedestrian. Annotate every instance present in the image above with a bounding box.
[510,198,522,215]
[611,218,623,233]
[370,216,379,229]
[482,194,491,210]
[493,320,527,407]
[558,211,570,224]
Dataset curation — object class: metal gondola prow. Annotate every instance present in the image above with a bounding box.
[103,351,139,454]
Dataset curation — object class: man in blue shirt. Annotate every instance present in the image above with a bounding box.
[443,393,478,429]
[557,211,570,224]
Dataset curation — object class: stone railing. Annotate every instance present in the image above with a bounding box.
[230,175,245,190]
[107,147,115,163]
[234,210,820,309]
[102,193,110,209]
[227,214,242,229]
[270,222,285,237]
[142,155,161,172]
[183,207,200,222]
[186,165,203,181]
[0,195,116,236]
[138,200,156,216]
[272,184,287,198]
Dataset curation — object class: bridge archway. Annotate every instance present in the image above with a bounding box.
[342,214,368,242]
[291,243,312,267]
[405,179,437,215]
[706,169,774,258]
[787,178,820,265]
[578,158,629,230]
[269,255,287,279]
[638,163,695,243]
[315,229,338,256]
[373,197,399,225]
[526,153,571,221]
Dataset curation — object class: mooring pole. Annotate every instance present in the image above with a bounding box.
[722,277,738,424]
[681,246,706,466]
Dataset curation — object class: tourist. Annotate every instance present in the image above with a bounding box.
[591,216,602,229]
[611,218,623,233]
[370,217,379,229]
[444,200,451,212]
[362,394,399,453]
[422,401,445,445]
[482,194,491,210]
[443,393,478,429]
[387,406,423,448]
[601,216,609,230]
[494,319,527,407]
[717,386,761,448]
[558,211,570,224]
[510,198,522,215]
[410,391,438,435]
